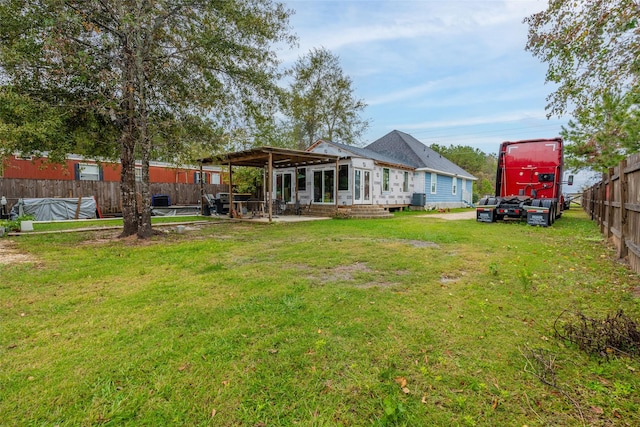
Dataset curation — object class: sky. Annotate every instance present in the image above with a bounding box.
[279,0,569,157]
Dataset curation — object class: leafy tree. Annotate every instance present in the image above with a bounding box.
[430,144,497,201]
[286,47,369,148]
[0,0,294,237]
[525,0,640,170]
[561,90,640,171]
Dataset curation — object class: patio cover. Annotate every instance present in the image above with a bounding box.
[199,146,340,222]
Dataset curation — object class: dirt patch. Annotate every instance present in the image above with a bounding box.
[308,262,400,288]
[318,262,373,283]
[406,240,439,248]
[417,211,476,220]
[0,239,38,265]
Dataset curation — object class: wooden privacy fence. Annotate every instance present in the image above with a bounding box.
[0,178,228,215]
[583,152,640,274]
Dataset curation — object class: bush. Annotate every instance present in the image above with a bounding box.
[0,214,35,233]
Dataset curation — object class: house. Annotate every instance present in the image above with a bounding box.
[365,130,476,209]
[1,153,223,185]
[202,131,476,220]
[305,139,414,210]
[302,130,476,211]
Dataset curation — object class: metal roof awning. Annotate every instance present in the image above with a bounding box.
[199,146,339,168]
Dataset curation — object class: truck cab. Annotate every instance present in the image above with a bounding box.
[477,138,569,226]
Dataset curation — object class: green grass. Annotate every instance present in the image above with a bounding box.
[17,215,215,232]
[1,210,639,426]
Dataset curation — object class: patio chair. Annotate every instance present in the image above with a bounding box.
[295,200,312,215]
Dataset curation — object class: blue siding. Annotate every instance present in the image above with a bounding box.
[463,180,473,203]
[424,173,456,203]
[418,172,475,206]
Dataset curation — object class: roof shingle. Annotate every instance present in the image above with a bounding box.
[366,130,476,179]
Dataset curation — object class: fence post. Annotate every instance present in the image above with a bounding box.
[606,167,614,238]
[618,159,628,259]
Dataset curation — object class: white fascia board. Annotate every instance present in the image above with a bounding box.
[415,167,477,180]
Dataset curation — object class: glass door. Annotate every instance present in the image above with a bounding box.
[313,170,335,203]
[275,172,293,202]
[354,169,371,204]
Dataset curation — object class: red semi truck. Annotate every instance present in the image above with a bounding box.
[476,138,572,226]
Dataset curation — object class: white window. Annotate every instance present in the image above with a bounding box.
[382,168,390,192]
[135,167,142,182]
[78,163,100,181]
[403,171,409,192]
[430,173,437,194]
[211,173,221,185]
[195,172,208,184]
[452,177,457,195]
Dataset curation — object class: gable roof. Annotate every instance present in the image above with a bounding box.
[365,130,477,180]
[307,139,413,170]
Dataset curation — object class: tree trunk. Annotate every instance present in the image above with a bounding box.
[120,136,138,237]
[136,30,153,239]
[120,38,139,238]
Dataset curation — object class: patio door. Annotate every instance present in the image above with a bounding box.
[354,169,372,205]
[313,169,334,203]
[275,172,293,202]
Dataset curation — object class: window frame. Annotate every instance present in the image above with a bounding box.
[338,164,349,191]
[313,169,335,203]
[194,171,208,184]
[382,168,390,192]
[77,163,101,181]
[430,173,437,194]
[297,167,306,191]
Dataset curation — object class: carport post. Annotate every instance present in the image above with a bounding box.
[268,152,273,222]
[335,158,339,211]
[199,162,204,214]
[228,161,233,217]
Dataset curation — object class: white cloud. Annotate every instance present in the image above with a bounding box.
[280,1,560,151]
[395,110,551,130]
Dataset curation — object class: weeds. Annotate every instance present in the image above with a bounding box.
[521,346,585,425]
[555,309,640,358]
[0,214,35,233]
[521,346,558,387]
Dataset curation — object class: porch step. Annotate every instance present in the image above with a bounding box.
[305,204,394,219]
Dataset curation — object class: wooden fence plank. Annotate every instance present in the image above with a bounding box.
[584,153,640,274]
[0,178,228,215]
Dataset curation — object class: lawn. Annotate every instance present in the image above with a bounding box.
[1,209,639,426]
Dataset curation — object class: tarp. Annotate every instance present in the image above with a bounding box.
[10,197,97,221]
[151,206,201,216]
